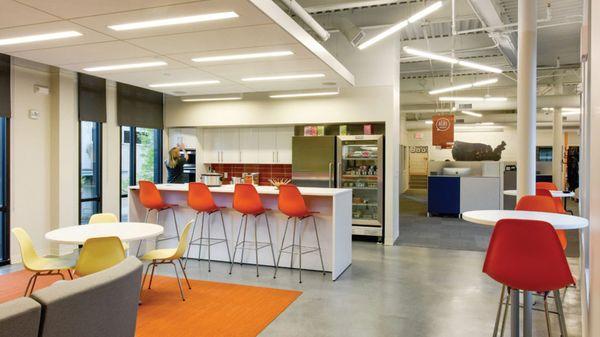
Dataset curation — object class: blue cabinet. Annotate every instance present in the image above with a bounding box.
[428,176,461,215]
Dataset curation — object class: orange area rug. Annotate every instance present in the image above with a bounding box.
[0,270,301,337]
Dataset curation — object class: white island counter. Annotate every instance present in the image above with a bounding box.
[129,184,352,280]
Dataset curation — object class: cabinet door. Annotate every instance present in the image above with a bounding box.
[168,128,181,148]
[258,127,277,164]
[275,127,294,164]
[239,128,259,163]
[220,128,240,163]
[180,127,199,149]
[202,128,220,163]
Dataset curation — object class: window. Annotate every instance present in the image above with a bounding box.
[120,126,162,220]
[79,121,102,224]
[0,117,8,265]
[537,146,553,162]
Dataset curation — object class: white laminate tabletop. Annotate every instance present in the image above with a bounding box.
[45,222,164,245]
[462,210,588,230]
[502,190,575,198]
[129,183,352,197]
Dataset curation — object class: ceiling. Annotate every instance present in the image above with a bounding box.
[0,0,354,96]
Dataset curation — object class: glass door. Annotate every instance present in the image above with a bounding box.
[0,117,8,264]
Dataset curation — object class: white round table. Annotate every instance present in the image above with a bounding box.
[462,210,588,230]
[45,222,164,245]
[503,189,518,196]
[462,210,587,337]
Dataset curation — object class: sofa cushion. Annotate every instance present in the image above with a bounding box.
[32,256,143,337]
[0,297,41,337]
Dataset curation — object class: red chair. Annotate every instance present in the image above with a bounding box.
[183,183,232,270]
[484,219,573,337]
[274,184,326,283]
[536,188,571,214]
[229,184,277,277]
[137,180,180,255]
[536,181,558,190]
[516,195,567,250]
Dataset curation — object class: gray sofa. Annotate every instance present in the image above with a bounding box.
[0,256,143,337]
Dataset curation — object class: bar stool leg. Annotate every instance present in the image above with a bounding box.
[493,285,506,337]
[500,288,511,337]
[137,209,152,256]
[154,210,161,249]
[184,212,200,269]
[264,213,277,274]
[230,215,245,274]
[254,215,259,277]
[543,293,552,337]
[171,208,181,241]
[298,218,303,283]
[274,217,291,279]
[219,211,233,264]
[198,212,205,264]
[554,289,568,337]
[290,218,297,269]
[312,216,326,275]
[240,215,248,267]
[207,212,212,272]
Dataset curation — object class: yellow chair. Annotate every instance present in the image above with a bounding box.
[88,213,129,250]
[12,228,76,296]
[74,236,126,277]
[141,220,193,301]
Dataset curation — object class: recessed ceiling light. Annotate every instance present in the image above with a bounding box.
[241,73,325,82]
[192,51,294,63]
[182,94,243,102]
[108,12,238,31]
[149,80,220,88]
[0,31,81,46]
[269,90,339,99]
[83,61,167,72]
[461,110,483,117]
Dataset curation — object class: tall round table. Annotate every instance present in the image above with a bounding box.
[462,210,588,337]
[45,222,164,245]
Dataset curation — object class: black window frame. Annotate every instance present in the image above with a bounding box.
[119,126,162,220]
[0,117,10,265]
[78,121,103,225]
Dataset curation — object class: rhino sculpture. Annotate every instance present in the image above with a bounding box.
[451,141,507,161]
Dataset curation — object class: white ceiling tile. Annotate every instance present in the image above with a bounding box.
[0,1,59,28]
[204,58,326,80]
[127,24,296,55]
[16,0,195,19]
[0,21,114,53]
[12,41,155,66]
[72,0,271,40]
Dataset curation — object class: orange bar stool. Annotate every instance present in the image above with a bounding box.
[274,184,325,283]
[184,182,232,271]
[137,180,180,256]
[484,219,574,337]
[229,184,277,277]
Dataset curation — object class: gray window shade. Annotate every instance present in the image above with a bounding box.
[117,83,163,129]
[0,54,9,118]
[78,73,106,122]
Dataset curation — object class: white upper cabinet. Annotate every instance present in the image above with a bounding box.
[258,127,277,164]
[239,128,259,163]
[202,128,220,164]
[168,128,198,149]
[275,127,294,164]
[219,128,240,164]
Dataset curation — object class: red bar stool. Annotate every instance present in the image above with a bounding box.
[485,219,574,337]
[136,180,180,256]
[274,184,325,283]
[183,182,232,271]
[229,184,277,277]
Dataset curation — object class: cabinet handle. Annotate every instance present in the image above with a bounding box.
[276,151,279,163]
[272,151,275,163]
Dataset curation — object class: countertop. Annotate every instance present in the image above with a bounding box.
[130,184,352,197]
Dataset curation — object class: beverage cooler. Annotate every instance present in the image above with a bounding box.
[337,135,384,239]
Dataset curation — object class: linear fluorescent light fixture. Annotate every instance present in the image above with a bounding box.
[358,1,442,50]
[108,12,238,31]
[424,120,433,124]
[0,31,81,46]
[270,90,339,99]
[562,110,580,116]
[403,47,503,73]
[83,61,167,72]
[192,51,294,63]
[149,80,220,88]
[429,78,498,95]
[241,73,325,82]
[439,96,507,102]
[182,94,242,102]
[461,110,483,117]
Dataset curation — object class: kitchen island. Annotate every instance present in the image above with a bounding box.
[129,184,352,280]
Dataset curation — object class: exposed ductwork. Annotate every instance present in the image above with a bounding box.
[279,0,331,41]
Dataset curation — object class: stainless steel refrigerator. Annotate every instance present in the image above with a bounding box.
[337,135,384,238]
[291,136,336,188]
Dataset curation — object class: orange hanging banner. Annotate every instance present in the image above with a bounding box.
[432,115,454,149]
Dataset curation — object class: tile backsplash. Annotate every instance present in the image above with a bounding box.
[208,164,292,186]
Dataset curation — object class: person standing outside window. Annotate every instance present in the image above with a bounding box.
[165,143,189,183]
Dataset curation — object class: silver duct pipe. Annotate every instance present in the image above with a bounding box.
[280,0,331,41]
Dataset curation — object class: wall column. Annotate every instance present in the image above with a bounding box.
[553,81,564,189]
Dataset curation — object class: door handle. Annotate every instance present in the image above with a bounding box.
[328,162,333,188]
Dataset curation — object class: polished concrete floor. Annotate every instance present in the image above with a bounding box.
[1,242,581,336]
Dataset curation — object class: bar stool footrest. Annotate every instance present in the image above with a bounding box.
[280,244,320,255]
[189,237,227,246]
[234,241,272,250]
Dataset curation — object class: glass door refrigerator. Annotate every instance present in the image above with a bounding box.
[337,135,384,239]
